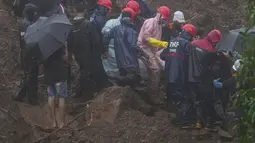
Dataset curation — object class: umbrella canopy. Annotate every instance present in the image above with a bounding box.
[216,27,255,54]
[24,14,72,61]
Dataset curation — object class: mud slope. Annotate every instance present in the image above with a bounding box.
[0,0,245,142]
[150,0,246,36]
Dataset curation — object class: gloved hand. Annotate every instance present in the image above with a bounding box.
[213,78,223,88]
[160,41,168,49]
[148,38,168,49]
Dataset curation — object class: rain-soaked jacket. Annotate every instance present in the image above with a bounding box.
[192,30,222,53]
[162,22,182,42]
[137,13,162,56]
[102,14,122,48]
[160,31,192,84]
[90,5,108,33]
[136,0,155,18]
[101,14,122,77]
[102,14,122,36]
[106,17,139,74]
[188,30,222,82]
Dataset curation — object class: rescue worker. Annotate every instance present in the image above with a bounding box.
[69,3,112,99]
[90,0,112,33]
[13,4,40,105]
[104,8,140,86]
[101,0,141,80]
[162,11,186,41]
[67,5,87,98]
[129,0,155,18]
[137,6,171,104]
[190,29,223,130]
[102,0,140,36]
[192,30,222,52]
[89,0,113,92]
[160,24,198,128]
[213,59,241,92]
[198,49,232,131]
[126,0,151,32]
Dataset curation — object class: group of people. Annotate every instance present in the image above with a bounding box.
[12,0,241,130]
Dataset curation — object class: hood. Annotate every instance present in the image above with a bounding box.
[153,13,161,22]
[120,17,134,27]
[117,14,122,20]
[206,30,222,43]
[95,4,108,16]
[180,31,193,41]
[23,3,39,21]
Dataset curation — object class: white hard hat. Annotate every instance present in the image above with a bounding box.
[173,11,185,23]
[232,59,241,71]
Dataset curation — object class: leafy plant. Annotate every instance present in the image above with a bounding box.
[233,0,255,142]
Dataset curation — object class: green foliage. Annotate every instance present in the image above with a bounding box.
[233,0,255,142]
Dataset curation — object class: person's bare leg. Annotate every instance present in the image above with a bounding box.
[48,96,57,128]
[58,98,65,128]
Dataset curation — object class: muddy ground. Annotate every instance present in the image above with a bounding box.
[0,0,245,142]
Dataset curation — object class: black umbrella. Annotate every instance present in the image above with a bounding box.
[216,27,255,54]
[24,14,72,61]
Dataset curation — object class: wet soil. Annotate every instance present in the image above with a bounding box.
[0,0,245,142]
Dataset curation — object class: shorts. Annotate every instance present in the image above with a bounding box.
[47,81,68,98]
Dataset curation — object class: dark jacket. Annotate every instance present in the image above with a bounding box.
[106,17,139,75]
[90,5,108,33]
[13,0,29,17]
[67,16,86,66]
[68,18,107,81]
[29,0,59,16]
[43,48,68,85]
[136,0,155,18]
[222,76,237,90]
[19,3,39,69]
[161,22,182,42]
[160,31,192,85]
[188,44,214,83]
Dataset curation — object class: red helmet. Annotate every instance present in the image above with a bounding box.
[207,29,222,43]
[157,6,171,20]
[97,0,112,10]
[126,0,140,14]
[122,7,136,22]
[182,24,197,37]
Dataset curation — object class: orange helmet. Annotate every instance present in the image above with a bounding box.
[126,0,140,14]
[97,0,112,10]
[122,7,136,22]
[182,24,197,37]
[157,6,171,20]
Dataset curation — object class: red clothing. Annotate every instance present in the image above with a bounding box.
[192,30,222,52]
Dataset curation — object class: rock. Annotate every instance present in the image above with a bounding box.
[19,103,75,130]
[192,129,212,140]
[54,136,71,143]
[210,0,219,4]
[85,86,154,125]
[218,128,233,141]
